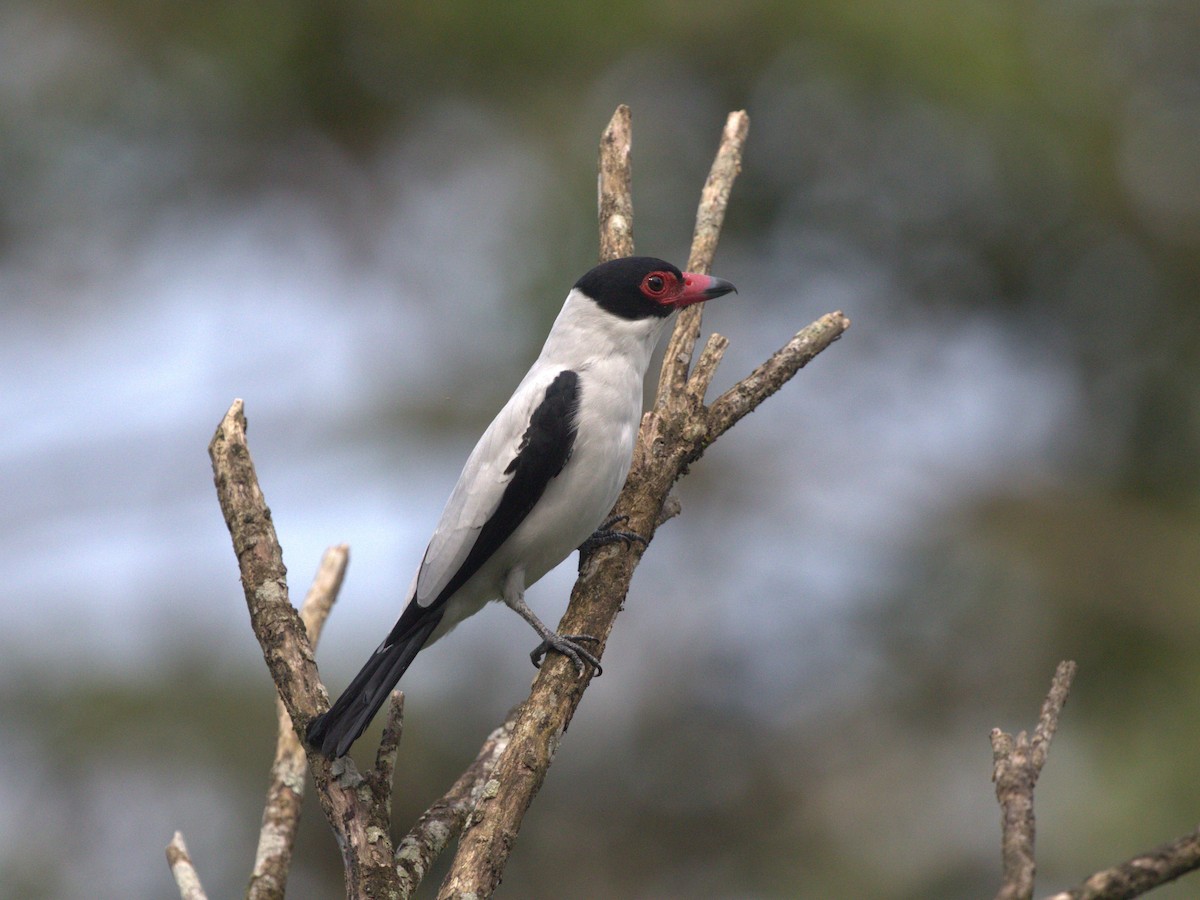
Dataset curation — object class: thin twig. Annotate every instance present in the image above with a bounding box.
[247,545,348,900]
[298,546,349,639]
[706,311,850,442]
[372,692,405,823]
[167,831,209,900]
[1031,661,1075,769]
[687,110,750,274]
[657,110,749,407]
[1043,827,1200,900]
[598,104,634,262]
[992,661,1077,900]
[686,332,731,405]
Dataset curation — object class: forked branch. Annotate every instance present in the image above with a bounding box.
[992,661,1077,900]
[992,662,1200,900]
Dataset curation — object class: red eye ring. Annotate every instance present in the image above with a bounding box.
[641,272,671,297]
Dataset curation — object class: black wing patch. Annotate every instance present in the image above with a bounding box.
[384,369,581,645]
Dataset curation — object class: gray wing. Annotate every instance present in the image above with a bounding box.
[411,364,574,608]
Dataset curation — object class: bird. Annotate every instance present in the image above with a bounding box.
[306,256,736,757]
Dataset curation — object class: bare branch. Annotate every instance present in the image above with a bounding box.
[208,401,324,722]
[167,831,209,900]
[1032,661,1076,769]
[687,110,750,274]
[686,332,730,405]
[598,104,634,262]
[396,712,517,897]
[992,661,1077,900]
[247,545,349,900]
[298,545,349,640]
[706,311,850,443]
[657,110,749,406]
[1044,827,1200,900]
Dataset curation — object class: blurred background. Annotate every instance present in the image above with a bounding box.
[2,1,1199,897]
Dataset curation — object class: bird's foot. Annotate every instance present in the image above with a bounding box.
[578,515,648,557]
[530,633,603,677]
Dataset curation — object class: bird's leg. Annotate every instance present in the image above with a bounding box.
[578,514,648,557]
[502,568,603,677]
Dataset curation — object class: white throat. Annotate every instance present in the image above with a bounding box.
[537,287,672,377]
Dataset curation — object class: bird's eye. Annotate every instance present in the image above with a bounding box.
[642,273,668,296]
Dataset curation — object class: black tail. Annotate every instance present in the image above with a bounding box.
[306,615,440,758]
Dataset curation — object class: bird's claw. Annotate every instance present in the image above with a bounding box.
[578,515,648,557]
[530,633,603,677]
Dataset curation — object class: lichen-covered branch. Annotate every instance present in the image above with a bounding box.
[167,831,209,900]
[395,712,517,896]
[992,661,1077,900]
[372,691,405,823]
[246,545,348,900]
[437,106,848,899]
[597,104,634,262]
[208,402,323,721]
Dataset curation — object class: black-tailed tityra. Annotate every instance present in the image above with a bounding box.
[306,256,736,757]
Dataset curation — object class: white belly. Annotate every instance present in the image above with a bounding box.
[429,366,640,641]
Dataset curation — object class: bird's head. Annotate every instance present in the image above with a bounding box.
[574,256,737,321]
